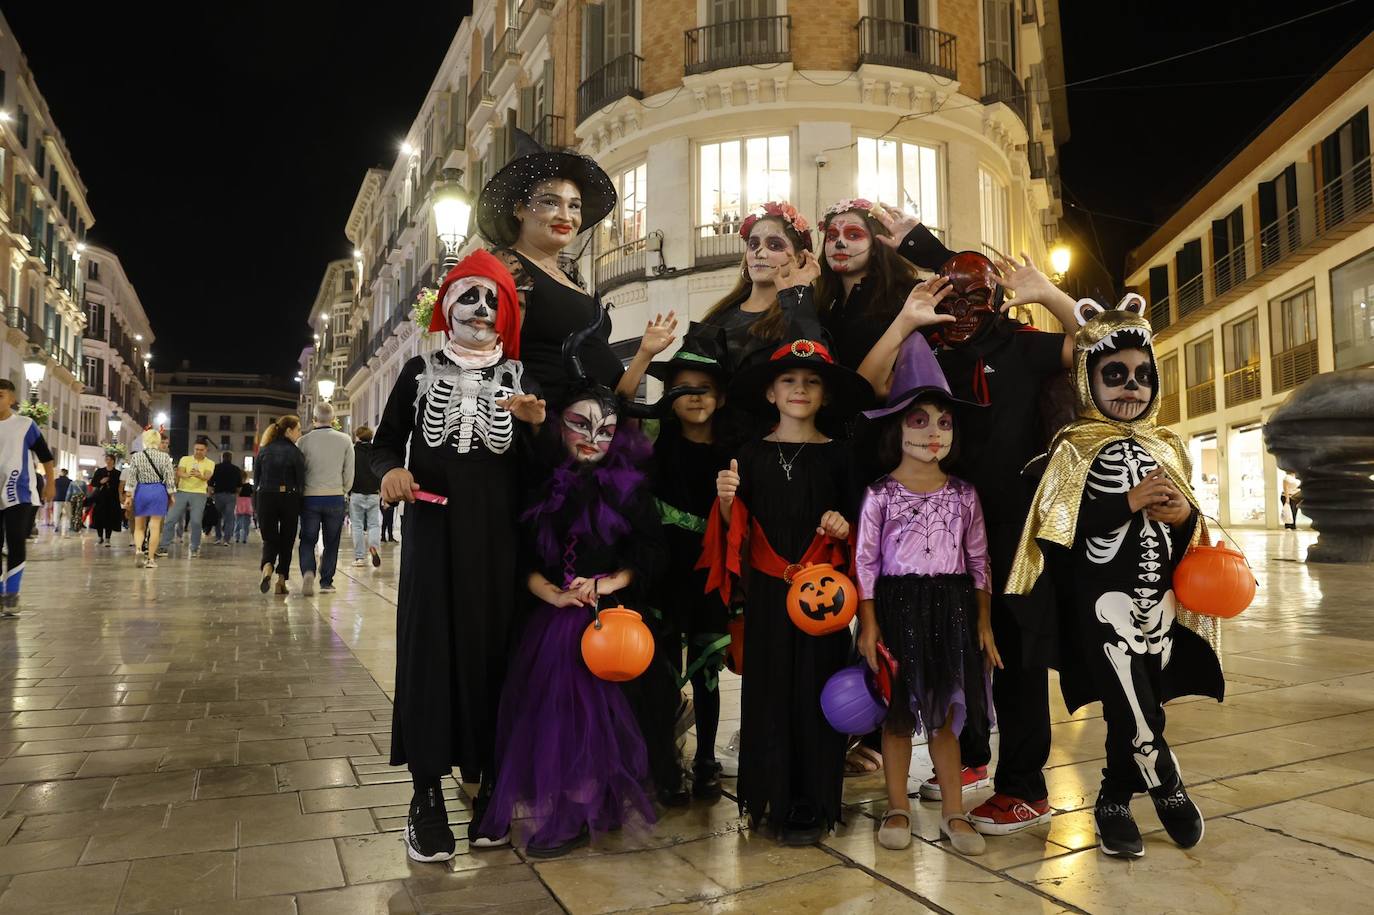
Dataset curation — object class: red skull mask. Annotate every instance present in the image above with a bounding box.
[934,252,1004,346]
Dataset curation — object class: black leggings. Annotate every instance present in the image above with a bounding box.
[1,505,38,596]
[257,491,301,577]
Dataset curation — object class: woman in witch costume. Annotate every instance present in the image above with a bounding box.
[475,129,676,406]
[371,249,545,863]
[479,311,672,858]
[700,339,873,844]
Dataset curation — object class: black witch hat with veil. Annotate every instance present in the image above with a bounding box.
[475,129,617,247]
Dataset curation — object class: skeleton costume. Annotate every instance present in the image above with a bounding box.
[1006,295,1223,830]
[370,249,532,854]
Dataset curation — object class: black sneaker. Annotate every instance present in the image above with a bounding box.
[525,824,589,859]
[692,760,723,801]
[467,780,510,848]
[404,787,456,863]
[1094,793,1143,858]
[658,775,691,808]
[1150,775,1204,848]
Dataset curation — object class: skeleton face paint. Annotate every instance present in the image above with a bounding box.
[823,213,872,276]
[745,219,795,284]
[443,277,502,350]
[560,397,618,463]
[901,400,953,463]
[1092,348,1154,421]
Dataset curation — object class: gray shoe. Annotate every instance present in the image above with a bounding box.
[941,813,986,856]
[301,573,315,596]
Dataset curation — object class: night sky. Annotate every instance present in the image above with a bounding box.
[7,1,1373,374]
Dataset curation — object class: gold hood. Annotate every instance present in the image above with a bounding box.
[1006,294,1200,597]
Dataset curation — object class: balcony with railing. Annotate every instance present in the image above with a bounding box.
[532,113,564,150]
[1157,392,1180,425]
[520,0,553,29]
[1176,272,1204,320]
[578,53,643,123]
[685,16,791,76]
[855,19,956,79]
[1212,244,1248,299]
[980,59,1027,128]
[1223,362,1261,407]
[1186,381,1216,417]
[1147,294,1172,334]
[1319,155,1373,232]
[694,224,746,267]
[493,28,520,75]
[594,238,648,291]
[1272,339,1319,393]
[1027,141,1046,180]
[468,71,494,121]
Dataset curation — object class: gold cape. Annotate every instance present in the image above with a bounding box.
[1004,300,1221,653]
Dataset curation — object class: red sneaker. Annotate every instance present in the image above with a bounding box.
[968,793,1052,835]
[917,765,990,800]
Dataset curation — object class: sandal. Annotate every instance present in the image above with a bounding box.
[878,808,912,850]
[941,812,986,856]
[844,743,883,777]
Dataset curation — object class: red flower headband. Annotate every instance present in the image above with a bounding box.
[739,201,813,251]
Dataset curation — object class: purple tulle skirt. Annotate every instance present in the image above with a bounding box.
[480,602,656,848]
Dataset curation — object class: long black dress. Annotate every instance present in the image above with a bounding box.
[89,467,122,538]
[733,438,860,832]
[371,350,530,782]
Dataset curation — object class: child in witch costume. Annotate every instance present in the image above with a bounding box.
[854,333,1001,856]
[478,310,673,859]
[643,323,736,804]
[702,339,873,844]
[1006,294,1224,858]
[371,249,546,862]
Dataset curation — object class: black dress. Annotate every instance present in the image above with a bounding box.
[504,249,624,408]
[734,438,860,832]
[371,351,529,782]
[704,285,828,375]
[90,468,122,537]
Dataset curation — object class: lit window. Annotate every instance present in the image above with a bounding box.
[978,167,1010,257]
[855,137,942,233]
[697,135,791,234]
[602,163,647,249]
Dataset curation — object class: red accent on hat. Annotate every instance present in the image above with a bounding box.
[429,249,522,361]
[767,339,834,363]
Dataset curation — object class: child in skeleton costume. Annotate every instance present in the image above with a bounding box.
[479,311,671,859]
[371,249,546,863]
[1006,294,1224,858]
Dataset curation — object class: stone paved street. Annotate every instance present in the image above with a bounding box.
[0,527,1370,913]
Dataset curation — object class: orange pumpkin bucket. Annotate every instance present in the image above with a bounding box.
[786,563,858,635]
[581,604,655,681]
[1174,532,1256,619]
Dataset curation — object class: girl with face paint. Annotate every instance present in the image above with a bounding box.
[370,250,545,864]
[852,333,1000,855]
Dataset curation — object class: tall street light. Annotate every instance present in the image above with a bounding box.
[22,346,45,403]
[431,168,472,271]
[1049,244,1072,283]
[107,412,122,441]
[317,378,336,403]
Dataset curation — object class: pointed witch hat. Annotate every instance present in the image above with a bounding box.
[862,332,983,419]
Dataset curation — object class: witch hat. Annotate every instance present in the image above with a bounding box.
[646,322,731,385]
[862,333,982,419]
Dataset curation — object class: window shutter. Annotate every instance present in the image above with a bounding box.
[583,3,605,76]
[519,86,535,132]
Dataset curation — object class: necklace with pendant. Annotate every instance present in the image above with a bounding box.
[776,441,810,482]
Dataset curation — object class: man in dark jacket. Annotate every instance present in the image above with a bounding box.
[209,452,244,545]
[349,427,383,567]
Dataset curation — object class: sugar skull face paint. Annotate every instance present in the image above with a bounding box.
[560,397,618,463]
[901,400,953,463]
[1091,348,1155,421]
[823,212,872,276]
[442,276,501,350]
[745,218,796,283]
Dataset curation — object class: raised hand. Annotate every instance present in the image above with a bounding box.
[897,276,956,332]
[777,250,821,289]
[637,311,679,358]
[498,393,546,426]
[871,202,921,248]
[993,252,1062,311]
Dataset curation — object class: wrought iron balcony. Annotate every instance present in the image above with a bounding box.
[855,19,956,80]
[685,16,791,76]
[532,113,564,149]
[1027,141,1046,180]
[594,237,647,291]
[520,0,553,29]
[694,223,746,267]
[493,28,519,74]
[980,59,1027,128]
[468,71,494,119]
[577,53,643,124]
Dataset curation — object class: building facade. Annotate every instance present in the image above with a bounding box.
[334,0,1069,430]
[298,259,357,429]
[152,369,299,474]
[0,11,94,474]
[78,246,155,470]
[1125,34,1374,530]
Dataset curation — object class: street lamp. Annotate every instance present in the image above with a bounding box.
[155,411,168,427]
[431,168,472,269]
[107,412,121,440]
[317,378,336,402]
[1049,244,1072,281]
[22,346,45,402]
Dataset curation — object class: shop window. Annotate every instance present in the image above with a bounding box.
[1228,424,1267,525]
[698,135,790,237]
[978,167,1009,257]
[1222,311,1260,406]
[1188,433,1221,520]
[856,137,943,235]
[1185,334,1215,416]
[1330,247,1374,370]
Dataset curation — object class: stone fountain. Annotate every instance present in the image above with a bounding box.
[1264,367,1374,563]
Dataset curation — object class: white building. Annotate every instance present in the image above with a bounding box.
[334,0,1069,428]
[78,246,155,471]
[152,369,299,473]
[298,259,357,428]
[0,10,94,474]
[1125,33,1374,529]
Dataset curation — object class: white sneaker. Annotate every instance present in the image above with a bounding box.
[352,558,366,567]
[144,558,158,569]
[135,552,146,568]
[301,572,316,596]
[190,549,200,558]
[717,730,741,777]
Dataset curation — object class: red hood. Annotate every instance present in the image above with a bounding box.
[429,249,521,361]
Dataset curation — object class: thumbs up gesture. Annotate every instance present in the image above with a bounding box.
[717,459,740,510]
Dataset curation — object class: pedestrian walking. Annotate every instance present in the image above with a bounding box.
[256,415,305,594]
[235,479,255,543]
[296,402,353,596]
[0,379,55,616]
[90,455,123,545]
[67,477,86,535]
[348,427,382,568]
[157,439,215,557]
[210,451,243,545]
[380,502,396,542]
[53,469,74,537]
[128,428,175,569]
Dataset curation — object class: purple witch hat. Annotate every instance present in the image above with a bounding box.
[862,332,983,419]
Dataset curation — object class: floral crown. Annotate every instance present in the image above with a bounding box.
[821,198,877,223]
[738,201,812,250]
